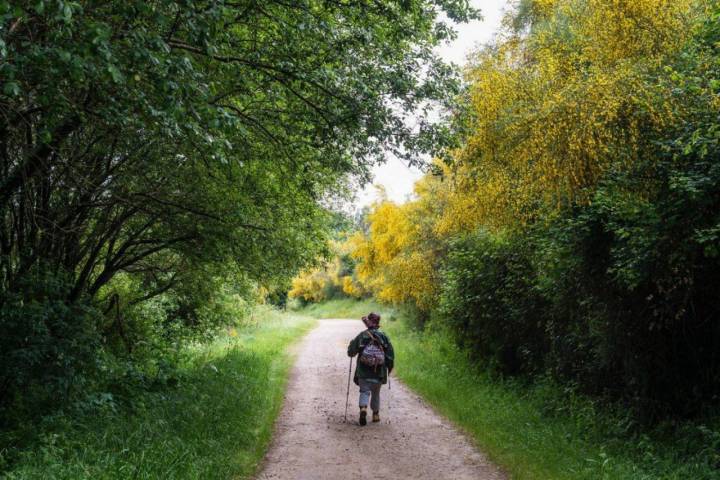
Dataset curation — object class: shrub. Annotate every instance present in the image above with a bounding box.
[438,230,549,375]
[535,155,720,417]
[0,268,101,424]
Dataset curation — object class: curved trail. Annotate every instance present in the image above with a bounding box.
[256,319,505,480]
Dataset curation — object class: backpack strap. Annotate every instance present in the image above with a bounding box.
[365,329,385,353]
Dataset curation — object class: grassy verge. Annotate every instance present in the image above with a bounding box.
[306,299,719,480]
[1,306,315,480]
[292,298,389,320]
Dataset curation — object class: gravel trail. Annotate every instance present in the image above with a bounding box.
[256,319,506,480]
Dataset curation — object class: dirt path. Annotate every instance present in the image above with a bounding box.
[256,319,505,480]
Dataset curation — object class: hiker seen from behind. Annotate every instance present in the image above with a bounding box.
[347,312,394,426]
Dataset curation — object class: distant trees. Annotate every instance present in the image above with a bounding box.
[0,0,477,417]
[288,240,364,304]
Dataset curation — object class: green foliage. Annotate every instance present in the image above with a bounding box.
[533,153,720,416]
[439,231,548,375]
[437,136,720,414]
[0,307,315,479]
[0,267,101,425]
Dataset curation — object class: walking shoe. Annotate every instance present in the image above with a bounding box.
[372,412,380,423]
[359,407,367,426]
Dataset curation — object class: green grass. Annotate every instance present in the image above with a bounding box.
[1,306,316,479]
[307,299,719,480]
[292,297,389,320]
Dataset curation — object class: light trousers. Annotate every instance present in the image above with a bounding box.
[358,379,381,412]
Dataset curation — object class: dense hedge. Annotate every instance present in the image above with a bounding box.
[0,268,100,421]
[439,231,549,376]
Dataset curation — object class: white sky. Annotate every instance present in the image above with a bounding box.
[353,0,509,210]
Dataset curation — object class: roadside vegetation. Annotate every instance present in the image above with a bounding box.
[339,0,720,420]
[295,298,388,321]
[1,307,315,479]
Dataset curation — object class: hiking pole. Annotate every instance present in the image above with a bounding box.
[387,374,391,423]
[344,356,353,423]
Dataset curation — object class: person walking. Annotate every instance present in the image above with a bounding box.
[347,312,394,426]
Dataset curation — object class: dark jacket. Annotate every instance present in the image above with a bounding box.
[347,328,394,385]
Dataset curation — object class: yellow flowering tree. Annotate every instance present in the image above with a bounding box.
[288,245,343,303]
[446,0,698,230]
[288,238,367,303]
[349,170,450,311]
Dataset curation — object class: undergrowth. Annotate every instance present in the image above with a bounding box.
[0,306,315,479]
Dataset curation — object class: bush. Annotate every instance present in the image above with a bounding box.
[0,268,101,425]
[535,154,720,417]
[438,230,549,375]
[433,7,720,417]
[0,260,264,431]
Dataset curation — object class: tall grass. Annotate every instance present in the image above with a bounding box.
[308,299,720,480]
[0,306,315,479]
